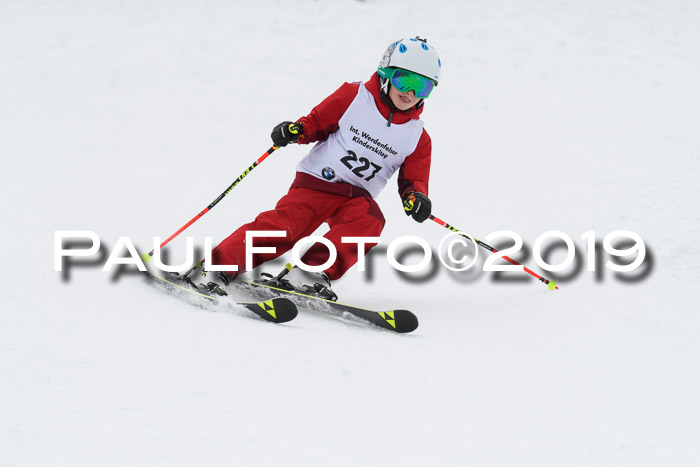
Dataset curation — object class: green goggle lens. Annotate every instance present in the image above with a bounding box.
[384,68,435,99]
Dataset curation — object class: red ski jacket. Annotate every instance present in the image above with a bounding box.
[295,72,431,199]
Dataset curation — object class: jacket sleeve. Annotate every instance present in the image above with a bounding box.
[296,82,360,144]
[397,129,432,198]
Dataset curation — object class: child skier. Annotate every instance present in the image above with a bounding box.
[194,36,441,300]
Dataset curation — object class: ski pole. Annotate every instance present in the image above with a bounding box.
[429,214,558,290]
[141,145,279,264]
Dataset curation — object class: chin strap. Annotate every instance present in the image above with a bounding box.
[379,83,396,127]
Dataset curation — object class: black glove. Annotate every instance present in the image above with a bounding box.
[403,191,432,223]
[271,121,303,147]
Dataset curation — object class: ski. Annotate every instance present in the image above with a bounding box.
[242,280,419,333]
[147,271,298,324]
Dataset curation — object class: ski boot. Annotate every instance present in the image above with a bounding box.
[259,263,338,302]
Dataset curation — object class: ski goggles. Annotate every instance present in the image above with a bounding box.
[380,67,436,99]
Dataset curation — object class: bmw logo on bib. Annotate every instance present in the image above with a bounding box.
[322,167,336,180]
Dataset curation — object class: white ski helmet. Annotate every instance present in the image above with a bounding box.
[378,36,441,85]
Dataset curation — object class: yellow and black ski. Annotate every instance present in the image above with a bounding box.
[147,271,298,324]
[243,280,418,333]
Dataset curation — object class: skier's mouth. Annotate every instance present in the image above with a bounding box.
[400,95,412,104]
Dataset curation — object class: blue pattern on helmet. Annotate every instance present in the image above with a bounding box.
[438,58,441,67]
[421,42,429,50]
[399,43,407,53]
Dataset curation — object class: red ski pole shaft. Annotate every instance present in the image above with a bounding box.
[141,146,278,263]
[429,215,558,290]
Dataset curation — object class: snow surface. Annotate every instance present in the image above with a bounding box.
[2,0,699,466]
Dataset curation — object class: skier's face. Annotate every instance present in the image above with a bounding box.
[388,85,420,111]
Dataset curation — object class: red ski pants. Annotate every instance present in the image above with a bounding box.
[211,188,385,280]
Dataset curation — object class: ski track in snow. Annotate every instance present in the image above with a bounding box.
[1,0,699,466]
